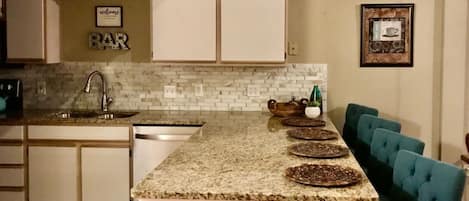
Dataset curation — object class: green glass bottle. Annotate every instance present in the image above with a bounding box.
[309,85,323,114]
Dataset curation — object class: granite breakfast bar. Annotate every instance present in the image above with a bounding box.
[0,110,378,201]
[130,111,379,201]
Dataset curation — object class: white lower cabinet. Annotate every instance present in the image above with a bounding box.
[0,191,25,201]
[0,146,23,164]
[27,125,131,201]
[0,126,24,140]
[29,147,78,201]
[0,125,25,201]
[0,168,24,186]
[82,147,130,201]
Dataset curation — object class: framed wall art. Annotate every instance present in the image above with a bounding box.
[96,6,123,28]
[360,4,414,67]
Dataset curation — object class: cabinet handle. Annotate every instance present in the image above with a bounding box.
[134,134,192,141]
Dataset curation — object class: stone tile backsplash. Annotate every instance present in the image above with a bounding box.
[0,62,327,111]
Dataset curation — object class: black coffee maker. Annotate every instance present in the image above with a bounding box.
[0,79,23,116]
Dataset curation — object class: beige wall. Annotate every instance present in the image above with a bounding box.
[59,0,468,159]
[440,0,468,162]
[288,0,442,158]
[466,0,469,150]
[61,0,151,62]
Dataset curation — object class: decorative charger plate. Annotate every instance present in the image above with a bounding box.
[281,117,326,127]
[288,142,349,158]
[285,164,362,187]
[287,128,338,140]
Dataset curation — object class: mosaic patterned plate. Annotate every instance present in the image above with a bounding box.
[285,164,363,187]
[288,142,349,158]
[281,117,326,127]
[287,128,338,140]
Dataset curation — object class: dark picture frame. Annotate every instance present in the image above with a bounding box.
[360,4,414,67]
[95,6,123,28]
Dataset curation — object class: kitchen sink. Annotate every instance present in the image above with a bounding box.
[97,112,139,120]
[56,111,100,119]
[55,111,139,120]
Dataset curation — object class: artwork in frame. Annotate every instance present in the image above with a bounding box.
[96,6,123,28]
[360,4,414,67]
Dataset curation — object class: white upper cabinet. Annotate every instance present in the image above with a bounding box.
[152,0,217,61]
[221,0,286,63]
[6,0,60,64]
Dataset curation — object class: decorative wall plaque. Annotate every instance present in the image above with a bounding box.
[360,4,414,67]
[96,6,123,28]
[89,32,130,50]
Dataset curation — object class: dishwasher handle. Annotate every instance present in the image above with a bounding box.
[134,134,192,141]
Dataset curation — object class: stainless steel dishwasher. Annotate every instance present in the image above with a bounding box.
[132,125,202,186]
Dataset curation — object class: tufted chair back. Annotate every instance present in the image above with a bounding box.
[357,115,401,146]
[343,103,378,148]
[367,128,424,193]
[355,115,401,166]
[371,129,424,168]
[390,150,466,201]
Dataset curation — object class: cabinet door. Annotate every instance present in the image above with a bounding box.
[6,0,60,63]
[6,0,45,61]
[28,126,129,141]
[0,126,24,140]
[152,0,216,61]
[29,147,78,201]
[0,146,23,164]
[0,168,24,186]
[0,191,25,201]
[221,0,286,62]
[44,0,60,64]
[81,147,129,201]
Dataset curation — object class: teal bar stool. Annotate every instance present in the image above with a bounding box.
[355,114,401,167]
[386,150,466,201]
[368,128,424,194]
[343,103,379,149]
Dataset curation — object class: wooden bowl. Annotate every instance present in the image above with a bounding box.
[268,98,308,117]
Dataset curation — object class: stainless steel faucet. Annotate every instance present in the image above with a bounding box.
[83,71,113,112]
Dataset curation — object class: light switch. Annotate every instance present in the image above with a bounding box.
[194,84,204,97]
[288,42,298,56]
[37,81,47,96]
[164,86,177,98]
[247,85,260,97]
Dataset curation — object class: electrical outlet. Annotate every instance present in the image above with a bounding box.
[194,84,204,97]
[164,85,177,98]
[288,41,298,56]
[37,80,47,95]
[247,85,260,97]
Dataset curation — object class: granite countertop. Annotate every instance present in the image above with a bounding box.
[130,112,378,201]
[0,110,378,201]
[0,110,206,125]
